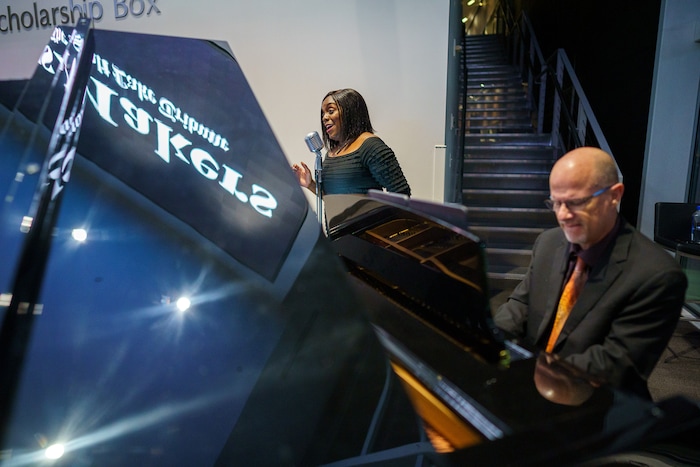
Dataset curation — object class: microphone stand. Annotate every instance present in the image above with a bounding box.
[314,151,324,230]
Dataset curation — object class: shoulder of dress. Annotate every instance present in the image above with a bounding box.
[362,134,383,145]
[359,135,391,153]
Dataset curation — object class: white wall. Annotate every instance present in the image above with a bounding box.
[0,0,450,202]
[639,0,700,237]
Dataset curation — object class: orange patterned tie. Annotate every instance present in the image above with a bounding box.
[546,256,587,352]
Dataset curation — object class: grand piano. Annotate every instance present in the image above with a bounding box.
[0,20,699,466]
[325,191,700,465]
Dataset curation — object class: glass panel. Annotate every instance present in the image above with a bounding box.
[2,159,286,465]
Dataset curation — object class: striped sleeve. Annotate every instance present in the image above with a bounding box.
[361,138,411,196]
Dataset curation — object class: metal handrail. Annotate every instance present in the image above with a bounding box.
[465,0,620,180]
[549,49,614,156]
[501,3,619,176]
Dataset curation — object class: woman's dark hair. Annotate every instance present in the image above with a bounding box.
[320,88,374,151]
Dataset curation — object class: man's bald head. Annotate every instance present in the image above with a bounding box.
[548,147,624,250]
[551,147,620,189]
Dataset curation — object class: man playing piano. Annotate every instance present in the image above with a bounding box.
[494,147,687,399]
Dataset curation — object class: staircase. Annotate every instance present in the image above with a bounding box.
[461,35,560,310]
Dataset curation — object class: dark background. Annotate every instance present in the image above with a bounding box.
[517,0,662,226]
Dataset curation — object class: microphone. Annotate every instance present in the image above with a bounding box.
[304,131,324,227]
[305,131,323,156]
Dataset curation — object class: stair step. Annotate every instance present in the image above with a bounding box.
[467,84,524,94]
[465,42,505,51]
[466,50,507,59]
[467,98,529,108]
[467,62,511,70]
[465,108,532,122]
[466,94,529,104]
[467,104,531,112]
[464,111,534,122]
[464,152,554,161]
[468,72,520,79]
[464,133,552,146]
[467,93,527,103]
[465,50,507,58]
[469,225,545,249]
[465,43,506,51]
[467,125,533,135]
[486,247,533,269]
[468,64,519,74]
[465,145,556,159]
[466,111,531,119]
[463,189,549,209]
[463,158,552,173]
[466,96,527,105]
[466,206,555,228]
[467,100,531,110]
[466,58,510,67]
[463,173,548,190]
[465,35,503,41]
[467,85,525,93]
[467,102,530,112]
[465,34,502,42]
[467,66,519,74]
[466,125,536,134]
[467,76,522,86]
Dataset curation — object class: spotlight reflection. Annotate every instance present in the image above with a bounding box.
[44,444,64,459]
[4,390,231,466]
[71,228,88,242]
[176,297,191,312]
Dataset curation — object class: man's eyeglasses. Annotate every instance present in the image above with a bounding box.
[544,185,613,212]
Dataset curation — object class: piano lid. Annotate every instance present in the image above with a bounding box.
[326,191,508,365]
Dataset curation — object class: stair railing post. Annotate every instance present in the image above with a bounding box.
[527,39,535,110]
[577,99,588,145]
[537,63,546,134]
[444,0,464,204]
[551,51,564,153]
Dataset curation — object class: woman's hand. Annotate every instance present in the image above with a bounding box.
[291,161,316,192]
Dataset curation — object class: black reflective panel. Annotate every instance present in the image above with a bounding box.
[78,30,308,281]
[0,159,422,465]
[0,26,426,466]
